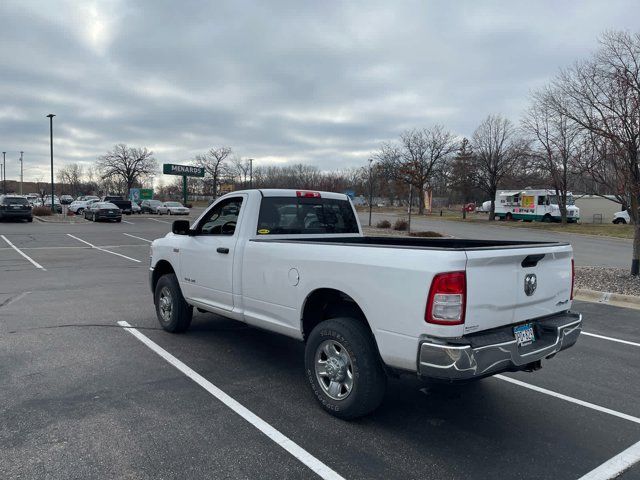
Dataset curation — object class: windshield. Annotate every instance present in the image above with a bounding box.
[98,202,118,209]
[548,195,575,206]
[149,200,162,206]
[165,202,182,207]
[257,196,359,235]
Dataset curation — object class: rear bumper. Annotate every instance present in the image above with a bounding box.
[0,210,32,219]
[418,312,582,381]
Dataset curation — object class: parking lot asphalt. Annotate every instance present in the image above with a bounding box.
[1,217,639,479]
[359,211,633,268]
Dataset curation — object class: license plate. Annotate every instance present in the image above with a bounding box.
[514,323,535,347]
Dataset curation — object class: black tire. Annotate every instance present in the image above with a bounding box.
[77,208,84,215]
[116,218,121,223]
[505,212,513,221]
[614,218,626,225]
[154,273,192,333]
[27,217,33,223]
[542,214,552,223]
[305,317,386,419]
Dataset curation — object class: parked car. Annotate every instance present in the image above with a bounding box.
[157,201,190,215]
[131,201,141,214]
[84,202,122,222]
[68,198,99,214]
[0,195,33,222]
[60,195,74,205]
[102,196,132,214]
[149,189,582,419]
[77,195,100,202]
[612,209,637,224]
[44,197,63,213]
[140,199,163,214]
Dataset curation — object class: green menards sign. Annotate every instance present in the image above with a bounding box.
[162,164,205,177]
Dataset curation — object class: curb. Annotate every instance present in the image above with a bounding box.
[574,288,640,310]
[33,216,84,224]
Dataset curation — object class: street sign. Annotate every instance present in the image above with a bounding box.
[163,164,205,177]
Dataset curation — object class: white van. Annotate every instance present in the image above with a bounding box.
[494,189,580,223]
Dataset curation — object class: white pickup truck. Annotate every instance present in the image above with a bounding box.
[149,189,582,419]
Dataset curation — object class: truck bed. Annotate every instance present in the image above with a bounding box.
[252,236,569,250]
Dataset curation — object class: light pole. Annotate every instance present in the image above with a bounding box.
[46,114,56,212]
[248,158,254,189]
[19,151,23,195]
[368,158,374,226]
[1,152,5,194]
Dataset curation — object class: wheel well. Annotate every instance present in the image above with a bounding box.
[301,288,372,341]
[152,260,175,293]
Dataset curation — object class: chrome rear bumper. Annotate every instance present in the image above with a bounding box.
[418,312,582,381]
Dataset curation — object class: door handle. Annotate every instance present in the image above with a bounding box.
[216,247,229,254]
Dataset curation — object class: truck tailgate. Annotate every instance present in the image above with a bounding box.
[464,244,573,334]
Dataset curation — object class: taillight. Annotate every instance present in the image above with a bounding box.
[570,258,575,300]
[296,191,321,198]
[425,271,466,325]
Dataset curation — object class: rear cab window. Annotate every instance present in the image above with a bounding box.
[257,196,359,235]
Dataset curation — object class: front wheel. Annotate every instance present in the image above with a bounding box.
[542,214,552,223]
[77,208,84,215]
[305,317,386,419]
[154,273,192,333]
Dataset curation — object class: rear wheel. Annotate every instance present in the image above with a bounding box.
[154,273,192,333]
[614,218,626,225]
[542,214,552,223]
[77,208,84,215]
[505,212,513,221]
[305,317,386,419]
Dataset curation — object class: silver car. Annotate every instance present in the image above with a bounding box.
[157,201,190,215]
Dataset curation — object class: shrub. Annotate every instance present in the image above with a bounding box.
[376,220,391,229]
[393,218,408,231]
[409,231,443,238]
[32,206,52,216]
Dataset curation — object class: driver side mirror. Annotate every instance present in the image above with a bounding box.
[172,220,192,235]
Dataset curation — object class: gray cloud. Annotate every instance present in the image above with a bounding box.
[1,0,639,182]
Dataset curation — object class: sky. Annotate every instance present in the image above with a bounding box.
[1,0,640,183]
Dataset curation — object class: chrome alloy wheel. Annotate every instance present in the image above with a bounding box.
[158,286,173,323]
[314,339,354,400]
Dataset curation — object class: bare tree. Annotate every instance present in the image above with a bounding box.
[230,156,251,187]
[97,144,158,195]
[472,115,528,220]
[522,88,581,223]
[195,146,232,198]
[548,30,640,274]
[376,126,457,213]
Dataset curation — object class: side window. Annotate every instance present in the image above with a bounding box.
[537,196,545,206]
[197,198,243,235]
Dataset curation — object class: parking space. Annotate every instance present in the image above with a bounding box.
[1,219,639,479]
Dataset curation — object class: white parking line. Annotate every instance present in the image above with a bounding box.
[117,321,345,480]
[123,233,153,243]
[121,220,135,225]
[0,235,46,270]
[579,439,640,480]
[66,234,141,263]
[582,331,640,348]
[148,218,170,224]
[495,375,640,425]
